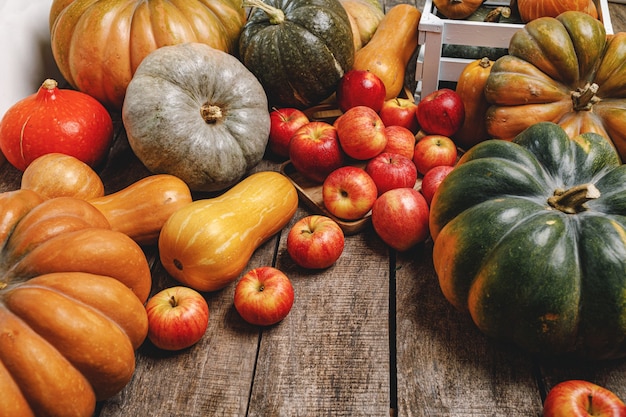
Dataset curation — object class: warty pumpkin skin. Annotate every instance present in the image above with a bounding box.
[429,122,626,360]
[49,0,247,109]
[122,42,271,193]
[0,190,151,416]
[238,0,355,108]
[484,12,626,161]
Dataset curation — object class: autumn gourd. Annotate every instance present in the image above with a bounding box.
[159,171,298,292]
[352,4,422,100]
[433,0,484,19]
[515,0,597,22]
[49,0,246,109]
[339,0,385,50]
[453,57,494,149]
[238,0,354,108]
[430,122,626,360]
[122,42,271,193]
[0,190,152,416]
[484,12,626,161]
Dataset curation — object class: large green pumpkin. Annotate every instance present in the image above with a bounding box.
[429,122,626,360]
[238,0,354,108]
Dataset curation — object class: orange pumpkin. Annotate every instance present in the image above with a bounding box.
[484,12,626,161]
[433,0,484,19]
[516,0,598,22]
[0,190,151,416]
[49,0,247,109]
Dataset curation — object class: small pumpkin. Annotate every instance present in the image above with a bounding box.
[433,0,484,20]
[484,12,626,161]
[238,0,354,108]
[159,171,298,292]
[122,42,271,193]
[430,122,626,360]
[49,0,247,109]
[515,0,597,22]
[352,4,422,100]
[0,190,151,416]
[339,0,385,50]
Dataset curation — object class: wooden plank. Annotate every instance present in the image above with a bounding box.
[395,242,542,416]
[246,218,393,416]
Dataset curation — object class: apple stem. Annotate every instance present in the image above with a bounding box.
[169,295,178,308]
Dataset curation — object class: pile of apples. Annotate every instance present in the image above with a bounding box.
[269,69,465,253]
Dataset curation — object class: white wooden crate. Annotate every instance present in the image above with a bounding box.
[414,0,614,101]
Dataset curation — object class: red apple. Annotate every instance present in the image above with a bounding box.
[365,152,418,196]
[287,215,345,269]
[382,125,416,160]
[334,106,387,160]
[420,165,454,205]
[371,188,430,251]
[289,121,347,183]
[322,165,378,220]
[145,286,210,351]
[336,69,387,113]
[379,97,419,133]
[234,266,295,326]
[543,380,626,417]
[413,134,457,175]
[268,107,309,158]
[416,88,465,137]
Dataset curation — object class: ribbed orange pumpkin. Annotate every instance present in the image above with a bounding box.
[49,0,247,109]
[516,0,598,22]
[433,0,484,19]
[0,190,152,417]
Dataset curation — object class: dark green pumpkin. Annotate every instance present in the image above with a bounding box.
[239,0,354,108]
[429,122,626,360]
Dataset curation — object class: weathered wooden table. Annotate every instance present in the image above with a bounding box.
[2,1,626,416]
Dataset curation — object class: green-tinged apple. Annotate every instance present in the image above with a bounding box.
[413,134,457,175]
[336,69,387,113]
[234,266,295,326]
[289,121,347,183]
[420,165,454,205]
[334,106,387,160]
[416,88,465,137]
[371,188,430,251]
[145,286,210,351]
[543,380,626,417]
[379,97,419,133]
[382,125,416,160]
[287,215,345,269]
[366,152,418,196]
[322,166,378,220]
[268,107,309,158]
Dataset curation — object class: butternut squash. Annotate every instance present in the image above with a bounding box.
[89,175,193,246]
[351,4,422,100]
[453,57,494,150]
[158,171,298,292]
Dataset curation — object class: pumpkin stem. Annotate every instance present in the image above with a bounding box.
[572,83,600,111]
[547,183,600,214]
[243,0,285,24]
[200,103,223,124]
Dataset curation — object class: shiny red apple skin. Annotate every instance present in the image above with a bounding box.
[413,134,458,175]
[334,106,387,160]
[322,165,378,220]
[543,380,626,417]
[382,125,416,160]
[421,165,454,205]
[365,152,418,196]
[287,215,345,269]
[145,286,210,351]
[289,121,347,183]
[268,107,310,158]
[234,266,295,326]
[379,97,420,133]
[416,88,465,137]
[336,69,387,113]
[371,188,430,252]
